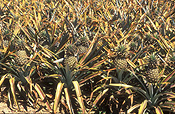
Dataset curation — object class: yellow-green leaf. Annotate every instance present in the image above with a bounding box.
[109,83,133,88]
[53,82,64,113]
[0,74,8,87]
[138,100,147,114]
[64,88,73,114]
[127,104,140,113]
[72,81,86,113]
[127,59,136,68]
[9,77,20,111]
[34,83,52,112]
[154,106,164,114]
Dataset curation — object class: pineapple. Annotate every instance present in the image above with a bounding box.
[65,44,78,57]
[15,50,28,66]
[113,44,129,69]
[64,44,78,68]
[64,56,78,68]
[146,54,159,83]
[78,45,88,54]
[76,37,89,54]
[130,41,138,52]
[14,39,25,50]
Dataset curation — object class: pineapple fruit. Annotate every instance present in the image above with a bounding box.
[76,37,89,54]
[146,54,159,83]
[64,44,78,68]
[15,50,29,66]
[64,56,78,68]
[113,44,129,69]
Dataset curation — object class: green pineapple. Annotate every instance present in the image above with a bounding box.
[15,50,28,66]
[113,44,129,69]
[146,54,159,83]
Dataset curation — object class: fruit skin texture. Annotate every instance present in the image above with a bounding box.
[15,50,28,66]
[78,45,88,54]
[64,56,78,68]
[114,58,128,69]
[147,68,159,83]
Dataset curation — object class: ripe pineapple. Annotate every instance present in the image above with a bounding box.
[113,44,129,69]
[64,56,78,68]
[15,50,28,66]
[76,37,89,54]
[146,54,159,83]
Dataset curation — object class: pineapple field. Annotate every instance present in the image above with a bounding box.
[0,0,175,113]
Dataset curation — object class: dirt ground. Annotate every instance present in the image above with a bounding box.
[0,102,51,113]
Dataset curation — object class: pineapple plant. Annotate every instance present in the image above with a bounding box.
[146,54,159,83]
[14,50,29,66]
[113,44,129,69]
[76,37,89,54]
[13,38,29,66]
[64,44,78,68]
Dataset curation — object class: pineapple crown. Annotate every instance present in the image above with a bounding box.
[114,44,129,58]
[130,42,136,47]
[116,44,129,54]
[148,54,158,68]
[65,44,78,56]
[149,54,157,61]
[76,37,89,47]
[170,56,175,61]
[14,39,26,50]
[117,45,127,53]
[130,41,137,51]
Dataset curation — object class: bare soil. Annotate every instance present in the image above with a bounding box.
[0,102,51,113]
